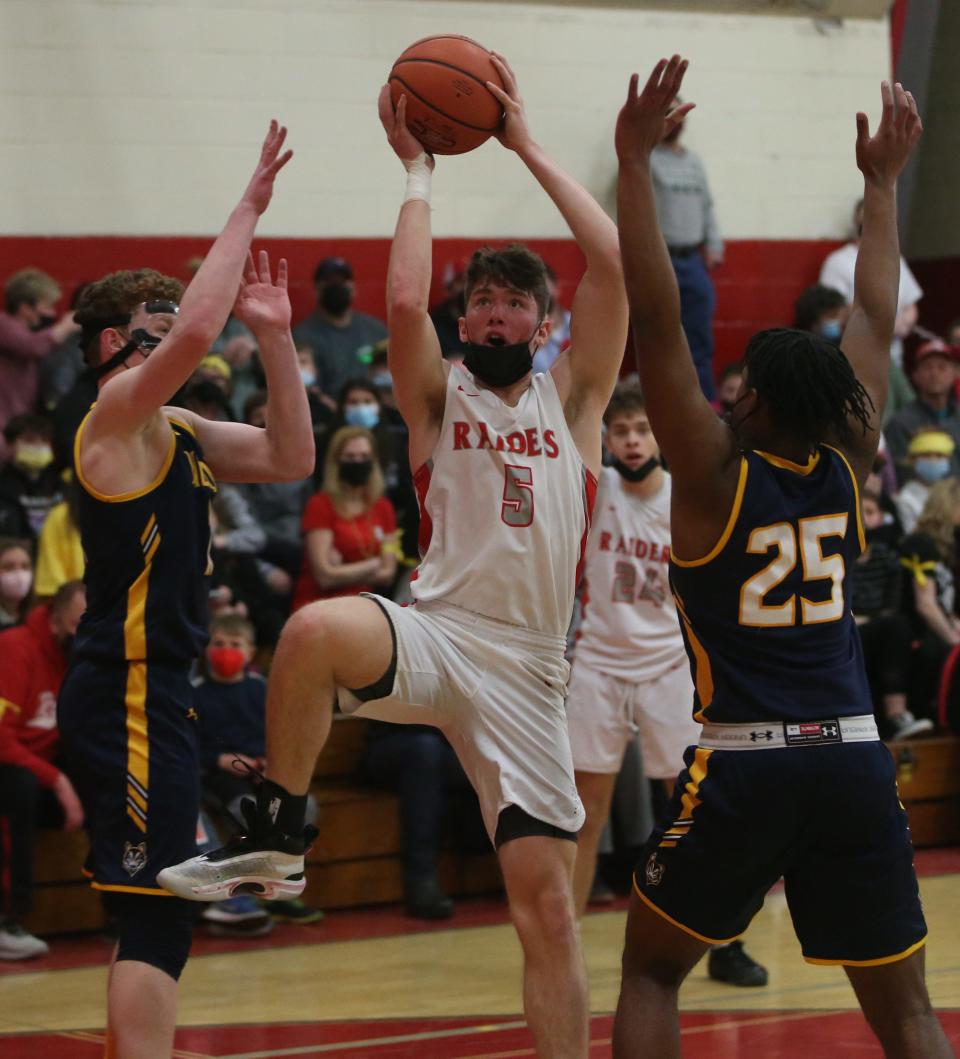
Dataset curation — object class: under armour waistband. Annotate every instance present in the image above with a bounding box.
[698,714,879,750]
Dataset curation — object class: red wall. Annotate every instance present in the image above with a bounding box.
[0,234,846,381]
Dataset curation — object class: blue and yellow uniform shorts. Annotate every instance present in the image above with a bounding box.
[633,741,927,965]
[57,659,200,896]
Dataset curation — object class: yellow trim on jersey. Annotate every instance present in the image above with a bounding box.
[671,457,749,568]
[754,448,821,476]
[632,879,740,945]
[139,513,157,546]
[673,592,714,721]
[124,557,151,831]
[804,936,926,967]
[74,410,177,504]
[90,882,175,896]
[166,413,197,437]
[678,747,712,821]
[126,784,147,812]
[823,444,866,552]
[0,697,22,719]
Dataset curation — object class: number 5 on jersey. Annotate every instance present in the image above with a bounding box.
[502,465,534,528]
[739,514,847,627]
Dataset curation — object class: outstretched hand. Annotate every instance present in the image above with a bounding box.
[486,53,534,153]
[855,81,922,188]
[233,250,291,333]
[378,85,435,168]
[241,120,293,215]
[616,55,695,164]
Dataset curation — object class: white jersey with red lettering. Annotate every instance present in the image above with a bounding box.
[410,364,597,638]
[574,467,687,682]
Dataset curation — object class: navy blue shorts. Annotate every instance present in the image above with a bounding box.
[633,741,927,965]
[57,659,200,896]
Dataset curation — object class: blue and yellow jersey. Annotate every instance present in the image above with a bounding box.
[670,446,871,725]
[72,412,217,666]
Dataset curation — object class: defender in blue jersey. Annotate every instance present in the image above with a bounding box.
[55,124,313,1059]
[612,59,952,1058]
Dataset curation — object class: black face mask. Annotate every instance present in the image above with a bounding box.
[321,283,352,316]
[87,329,163,381]
[463,323,541,389]
[613,456,659,482]
[339,459,373,486]
[30,313,56,332]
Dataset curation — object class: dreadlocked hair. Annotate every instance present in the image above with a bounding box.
[743,328,874,449]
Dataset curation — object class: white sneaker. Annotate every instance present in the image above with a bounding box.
[0,922,49,961]
[888,711,934,740]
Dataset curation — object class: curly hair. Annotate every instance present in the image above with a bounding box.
[74,268,183,363]
[463,245,550,320]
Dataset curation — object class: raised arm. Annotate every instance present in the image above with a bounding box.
[378,88,446,468]
[839,82,922,481]
[486,55,627,446]
[91,121,293,436]
[173,252,314,483]
[615,58,734,483]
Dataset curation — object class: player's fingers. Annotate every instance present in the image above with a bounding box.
[396,93,409,132]
[668,101,696,124]
[268,149,293,176]
[258,248,271,284]
[855,111,869,146]
[486,81,511,106]
[644,59,668,96]
[489,53,517,95]
[672,58,689,97]
[261,118,278,157]
[244,250,258,285]
[662,53,682,92]
[627,72,639,102]
[277,258,288,290]
[377,84,395,130]
[880,80,894,123]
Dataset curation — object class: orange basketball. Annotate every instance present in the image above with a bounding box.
[389,35,505,155]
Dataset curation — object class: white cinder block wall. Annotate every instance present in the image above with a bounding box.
[0,1,890,240]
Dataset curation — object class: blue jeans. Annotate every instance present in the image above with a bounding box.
[671,253,716,400]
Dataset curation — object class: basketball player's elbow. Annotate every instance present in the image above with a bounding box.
[387,285,429,321]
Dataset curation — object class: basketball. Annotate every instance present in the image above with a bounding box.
[388,35,505,155]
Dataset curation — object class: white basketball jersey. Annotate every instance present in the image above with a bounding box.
[411,365,597,638]
[574,467,686,682]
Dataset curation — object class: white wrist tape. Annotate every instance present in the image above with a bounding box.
[403,156,433,205]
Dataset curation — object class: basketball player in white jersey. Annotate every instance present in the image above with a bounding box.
[568,385,767,986]
[160,54,627,1057]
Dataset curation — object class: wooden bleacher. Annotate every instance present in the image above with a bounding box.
[21,727,960,938]
[24,715,502,937]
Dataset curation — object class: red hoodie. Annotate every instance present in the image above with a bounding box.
[0,604,67,787]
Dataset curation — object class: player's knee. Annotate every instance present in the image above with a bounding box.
[280,601,335,651]
[512,879,578,950]
[106,892,193,981]
[620,943,686,993]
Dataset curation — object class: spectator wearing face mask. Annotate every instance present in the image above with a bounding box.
[0,270,80,457]
[318,379,418,565]
[0,580,87,958]
[0,539,34,631]
[292,426,398,611]
[292,257,388,401]
[885,341,960,486]
[895,428,957,534]
[0,415,64,542]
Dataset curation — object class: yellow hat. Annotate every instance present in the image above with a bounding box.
[908,429,955,457]
[198,354,231,381]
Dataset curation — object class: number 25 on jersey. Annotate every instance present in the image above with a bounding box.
[739,514,847,627]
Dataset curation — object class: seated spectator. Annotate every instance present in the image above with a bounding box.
[532,263,572,375]
[293,426,398,612]
[237,390,312,585]
[194,613,321,924]
[793,283,848,342]
[0,538,34,630]
[899,478,960,721]
[39,282,91,413]
[34,478,84,598]
[429,257,469,358]
[0,580,86,958]
[0,269,79,458]
[360,721,478,919]
[296,343,337,428]
[0,414,64,540]
[317,379,419,564]
[895,428,956,534]
[714,361,743,417]
[292,257,388,400]
[885,341,960,484]
[854,491,929,738]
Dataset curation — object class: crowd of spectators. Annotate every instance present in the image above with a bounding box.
[0,226,957,957]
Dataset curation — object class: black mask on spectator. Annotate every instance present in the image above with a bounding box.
[464,324,541,389]
[613,456,659,482]
[339,459,373,486]
[321,283,352,316]
[30,313,56,332]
